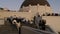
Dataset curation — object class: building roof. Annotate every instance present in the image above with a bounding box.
[21,0,50,8]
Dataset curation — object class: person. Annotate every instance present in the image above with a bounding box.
[7,16,13,24]
[12,19,21,34]
[34,13,42,29]
[39,19,46,30]
[42,19,46,30]
[12,16,22,34]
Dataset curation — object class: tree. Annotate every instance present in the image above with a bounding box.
[55,13,58,16]
[0,8,4,10]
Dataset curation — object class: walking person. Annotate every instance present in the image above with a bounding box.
[12,17,22,34]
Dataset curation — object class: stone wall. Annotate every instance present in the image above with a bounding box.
[0,12,34,20]
[43,16,60,32]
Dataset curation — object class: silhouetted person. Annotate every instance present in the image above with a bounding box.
[39,19,46,30]
[12,18,22,34]
[7,16,13,24]
[34,13,42,29]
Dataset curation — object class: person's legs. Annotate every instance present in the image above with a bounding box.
[18,23,21,34]
[42,25,45,30]
[19,27,21,34]
[15,21,21,34]
[12,20,18,31]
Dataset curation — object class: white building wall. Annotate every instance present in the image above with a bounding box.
[20,4,53,15]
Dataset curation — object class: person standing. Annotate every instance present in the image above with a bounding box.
[34,13,42,29]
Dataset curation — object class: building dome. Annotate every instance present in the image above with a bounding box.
[21,0,50,8]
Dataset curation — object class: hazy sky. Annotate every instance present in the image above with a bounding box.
[0,0,60,13]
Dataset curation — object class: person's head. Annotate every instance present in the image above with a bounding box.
[12,20,17,24]
[38,14,40,17]
[36,12,40,17]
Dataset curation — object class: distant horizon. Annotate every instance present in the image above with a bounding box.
[0,0,60,13]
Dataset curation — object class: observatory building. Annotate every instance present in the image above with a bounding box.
[19,0,53,15]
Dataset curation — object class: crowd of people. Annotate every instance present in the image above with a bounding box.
[7,15,24,34]
[6,14,46,34]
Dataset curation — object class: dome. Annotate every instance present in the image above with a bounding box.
[21,0,50,8]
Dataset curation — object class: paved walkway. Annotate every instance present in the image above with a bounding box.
[0,25,18,34]
[0,21,57,34]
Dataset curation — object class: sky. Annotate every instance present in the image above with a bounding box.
[0,0,60,13]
